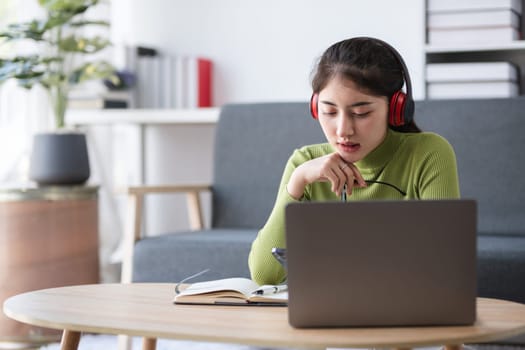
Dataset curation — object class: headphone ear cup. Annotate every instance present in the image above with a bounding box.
[403,97,415,125]
[310,93,319,119]
[389,90,407,127]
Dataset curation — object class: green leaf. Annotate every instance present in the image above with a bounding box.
[0,20,48,41]
[58,35,110,53]
[44,13,75,30]
[1,0,112,128]
[0,56,63,87]
[0,57,38,82]
[38,0,97,15]
[70,20,110,27]
[41,71,67,87]
[68,60,117,84]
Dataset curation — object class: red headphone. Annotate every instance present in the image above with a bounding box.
[309,38,414,127]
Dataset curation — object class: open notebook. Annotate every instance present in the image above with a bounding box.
[173,277,287,306]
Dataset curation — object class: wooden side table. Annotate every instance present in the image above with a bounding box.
[0,185,100,348]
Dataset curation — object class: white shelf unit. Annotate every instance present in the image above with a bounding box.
[424,0,525,98]
[66,107,220,126]
[66,106,220,187]
[426,41,525,54]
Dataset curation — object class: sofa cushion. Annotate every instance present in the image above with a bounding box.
[132,229,257,283]
[477,233,525,304]
[416,98,525,235]
[211,102,325,229]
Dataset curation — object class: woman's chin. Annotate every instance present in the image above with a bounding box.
[338,152,362,164]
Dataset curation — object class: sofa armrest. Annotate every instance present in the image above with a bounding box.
[121,183,211,283]
[127,184,211,234]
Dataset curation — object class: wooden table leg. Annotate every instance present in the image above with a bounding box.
[445,344,462,350]
[118,334,132,350]
[142,337,157,350]
[60,330,81,350]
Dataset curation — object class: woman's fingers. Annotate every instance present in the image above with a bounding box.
[332,161,358,196]
[327,166,343,194]
[335,164,348,195]
[346,162,367,187]
[339,161,367,196]
[293,154,366,198]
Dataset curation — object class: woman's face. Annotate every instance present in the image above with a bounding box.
[317,77,389,163]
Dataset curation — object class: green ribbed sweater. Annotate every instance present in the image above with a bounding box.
[248,129,460,285]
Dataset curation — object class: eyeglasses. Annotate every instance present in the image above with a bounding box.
[341,180,406,202]
[174,268,210,294]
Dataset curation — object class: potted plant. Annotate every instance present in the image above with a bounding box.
[0,0,117,185]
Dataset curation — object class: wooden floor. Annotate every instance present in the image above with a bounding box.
[12,334,525,350]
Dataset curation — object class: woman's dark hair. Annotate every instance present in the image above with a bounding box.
[311,37,420,133]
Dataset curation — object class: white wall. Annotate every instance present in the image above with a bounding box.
[111,0,426,103]
[101,1,427,270]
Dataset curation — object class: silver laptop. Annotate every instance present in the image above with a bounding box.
[284,200,477,328]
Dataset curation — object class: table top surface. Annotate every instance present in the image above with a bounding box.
[0,184,98,201]
[4,283,525,349]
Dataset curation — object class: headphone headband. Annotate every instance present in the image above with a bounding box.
[310,37,414,127]
[364,37,413,106]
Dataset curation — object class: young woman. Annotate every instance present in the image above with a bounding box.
[248,37,460,285]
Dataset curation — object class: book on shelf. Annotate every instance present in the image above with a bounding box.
[186,56,213,108]
[173,277,288,306]
[69,88,132,99]
[174,55,187,109]
[428,26,520,45]
[160,55,175,109]
[112,45,161,109]
[117,45,162,109]
[428,9,520,29]
[121,45,159,72]
[117,44,213,109]
[137,46,158,57]
[427,81,519,99]
[68,98,128,109]
[136,55,162,108]
[427,0,522,14]
[170,55,213,109]
[426,62,518,82]
[68,88,131,109]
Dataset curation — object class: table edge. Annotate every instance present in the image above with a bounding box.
[4,284,525,349]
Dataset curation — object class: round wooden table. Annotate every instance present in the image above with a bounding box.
[4,283,525,350]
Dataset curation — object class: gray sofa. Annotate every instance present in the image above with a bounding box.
[131,99,525,340]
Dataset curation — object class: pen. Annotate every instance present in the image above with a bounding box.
[252,284,288,295]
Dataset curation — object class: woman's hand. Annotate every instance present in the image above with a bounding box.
[286,153,366,200]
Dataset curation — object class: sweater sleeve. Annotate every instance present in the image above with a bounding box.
[415,133,460,199]
[248,149,311,285]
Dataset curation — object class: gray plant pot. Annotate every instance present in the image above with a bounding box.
[29,131,91,186]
